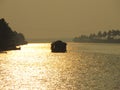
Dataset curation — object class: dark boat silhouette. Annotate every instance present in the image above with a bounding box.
[51,40,67,52]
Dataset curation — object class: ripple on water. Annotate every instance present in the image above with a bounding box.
[0,43,120,90]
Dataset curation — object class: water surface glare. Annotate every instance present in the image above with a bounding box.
[0,43,120,90]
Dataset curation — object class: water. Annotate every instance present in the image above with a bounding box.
[0,43,120,90]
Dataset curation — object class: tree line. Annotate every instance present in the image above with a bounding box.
[73,30,120,43]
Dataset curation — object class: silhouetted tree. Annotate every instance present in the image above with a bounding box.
[103,31,107,37]
[73,29,120,43]
[0,18,27,51]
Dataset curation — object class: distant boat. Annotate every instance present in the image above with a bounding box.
[0,46,21,51]
[0,51,7,53]
[7,46,21,50]
[51,40,67,52]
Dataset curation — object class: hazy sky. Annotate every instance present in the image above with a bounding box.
[0,0,120,39]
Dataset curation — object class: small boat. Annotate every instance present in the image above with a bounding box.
[7,46,21,50]
[0,46,21,51]
[0,51,7,53]
[51,40,67,52]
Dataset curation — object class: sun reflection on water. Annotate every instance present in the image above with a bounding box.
[0,43,78,90]
[1,43,120,90]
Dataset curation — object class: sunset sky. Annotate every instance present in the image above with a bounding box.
[0,0,120,40]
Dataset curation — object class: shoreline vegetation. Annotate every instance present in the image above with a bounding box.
[73,30,120,43]
[0,18,27,51]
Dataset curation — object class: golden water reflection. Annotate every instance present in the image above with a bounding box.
[0,43,79,90]
[0,43,120,90]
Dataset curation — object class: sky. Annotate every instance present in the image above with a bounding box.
[0,0,120,40]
